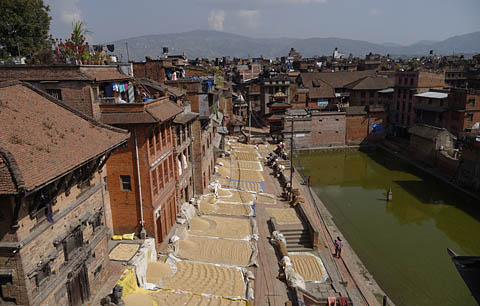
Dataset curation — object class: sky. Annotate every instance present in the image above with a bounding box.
[45,0,480,45]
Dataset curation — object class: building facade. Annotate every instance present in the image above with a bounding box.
[0,82,128,305]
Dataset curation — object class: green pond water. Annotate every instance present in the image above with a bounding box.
[297,149,480,306]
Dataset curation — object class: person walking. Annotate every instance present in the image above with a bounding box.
[307,176,311,187]
[334,237,343,258]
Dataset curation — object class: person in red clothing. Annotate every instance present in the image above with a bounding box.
[307,176,311,187]
[334,237,343,258]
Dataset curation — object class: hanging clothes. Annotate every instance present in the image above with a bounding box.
[177,159,182,176]
[182,154,187,169]
[119,84,125,93]
[104,83,114,97]
[337,297,348,306]
[112,83,119,92]
[46,203,54,223]
[327,297,336,306]
[124,82,129,91]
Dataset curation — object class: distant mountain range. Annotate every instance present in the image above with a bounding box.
[108,30,480,61]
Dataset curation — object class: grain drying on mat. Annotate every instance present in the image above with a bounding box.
[146,262,173,284]
[256,193,276,205]
[236,160,262,171]
[178,236,252,266]
[218,190,255,203]
[290,254,326,282]
[162,261,246,297]
[124,291,246,306]
[189,216,251,239]
[109,244,140,261]
[265,208,302,224]
[200,202,253,216]
[229,169,264,182]
[233,152,258,161]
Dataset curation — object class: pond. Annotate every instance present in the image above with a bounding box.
[297,149,480,306]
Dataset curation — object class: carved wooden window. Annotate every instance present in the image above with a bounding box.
[63,228,83,261]
[152,168,158,196]
[35,262,51,287]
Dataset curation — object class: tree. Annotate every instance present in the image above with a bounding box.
[0,0,51,58]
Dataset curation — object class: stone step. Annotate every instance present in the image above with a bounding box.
[287,246,315,252]
[282,231,310,236]
[285,236,311,242]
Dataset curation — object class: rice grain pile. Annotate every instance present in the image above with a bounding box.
[109,243,140,261]
[189,216,251,239]
[265,208,302,224]
[146,262,173,284]
[163,261,246,297]
[290,254,325,282]
[178,237,252,266]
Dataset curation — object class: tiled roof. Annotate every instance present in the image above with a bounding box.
[344,76,395,90]
[138,78,187,97]
[100,99,183,125]
[0,81,129,193]
[174,112,199,124]
[79,66,132,82]
[0,156,17,194]
[300,70,377,89]
[345,106,367,115]
[0,65,131,82]
[147,101,184,121]
[408,124,453,140]
[309,80,336,99]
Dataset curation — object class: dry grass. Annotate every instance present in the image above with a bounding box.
[109,244,139,261]
[265,208,302,224]
[189,216,251,239]
[290,254,325,282]
[178,237,252,266]
[163,261,246,297]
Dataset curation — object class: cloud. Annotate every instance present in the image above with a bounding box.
[196,0,327,10]
[48,0,82,25]
[369,8,378,16]
[237,10,260,29]
[208,9,226,31]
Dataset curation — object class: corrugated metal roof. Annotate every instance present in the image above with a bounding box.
[414,92,448,99]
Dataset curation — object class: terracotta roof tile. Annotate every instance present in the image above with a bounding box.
[0,81,129,193]
[0,65,132,82]
[300,70,377,89]
[0,157,16,194]
[80,66,132,82]
[146,101,183,122]
[344,76,395,90]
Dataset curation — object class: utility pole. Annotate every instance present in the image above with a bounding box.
[125,42,130,62]
[248,95,252,144]
[288,117,294,200]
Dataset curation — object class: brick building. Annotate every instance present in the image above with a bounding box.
[392,71,445,136]
[345,106,387,145]
[0,81,128,305]
[99,98,183,245]
[0,65,134,119]
[310,110,346,147]
[407,124,456,166]
[346,76,395,107]
[448,88,480,133]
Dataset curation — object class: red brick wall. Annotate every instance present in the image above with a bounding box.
[346,112,387,145]
[133,62,166,83]
[31,81,94,117]
[311,112,346,146]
